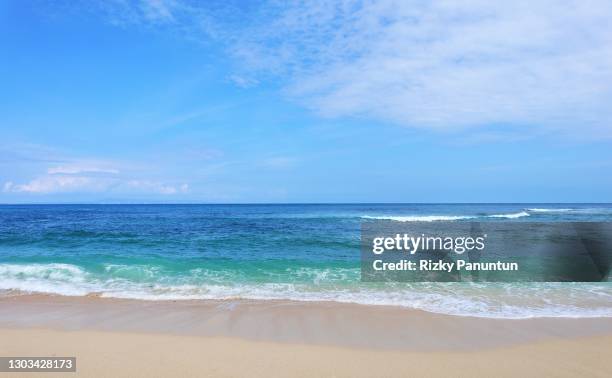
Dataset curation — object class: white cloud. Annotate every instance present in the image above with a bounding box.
[4,176,107,194]
[93,0,612,136]
[236,0,612,134]
[4,175,189,195]
[2,163,123,193]
[4,158,188,195]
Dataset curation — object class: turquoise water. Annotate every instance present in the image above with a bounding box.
[1,204,611,318]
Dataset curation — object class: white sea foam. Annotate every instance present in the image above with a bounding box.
[527,208,574,212]
[362,215,476,222]
[0,263,93,296]
[526,207,612,215]
[84,282,612,319]
[362,212,532,221]
[2,263,612,319]
[0,263,88,283]
[487,211,530,219]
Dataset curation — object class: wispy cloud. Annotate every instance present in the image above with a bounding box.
[237,1,612,135]
[3,175,111,194]
[47,164,120,175]
[90,0,612,136]
[4,173,188,195]
[1,146,190,196]
[228,74,259,89]
[140,0,176,22]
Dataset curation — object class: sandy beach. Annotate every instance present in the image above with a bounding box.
[3,0,612,374]
[1,295,612,377]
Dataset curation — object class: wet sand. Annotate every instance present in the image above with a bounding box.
[1,294,612,377]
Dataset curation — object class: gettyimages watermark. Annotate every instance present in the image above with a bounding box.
[361,221,612,282]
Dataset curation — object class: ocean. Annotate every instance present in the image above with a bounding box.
[1,204,611,319]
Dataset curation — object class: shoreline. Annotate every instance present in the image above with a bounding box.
[2,293,612,350]
[2,294,612,377]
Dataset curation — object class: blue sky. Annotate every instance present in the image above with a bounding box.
[1,0,612,203]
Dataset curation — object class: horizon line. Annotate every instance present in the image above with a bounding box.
[1,202,611,206]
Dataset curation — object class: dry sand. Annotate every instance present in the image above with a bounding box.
[1,294,612,377]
